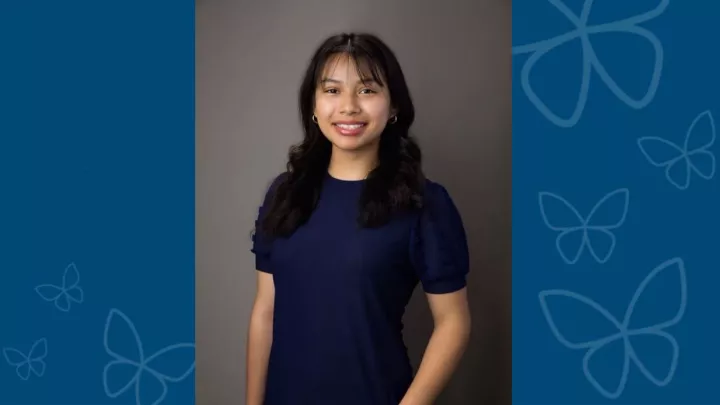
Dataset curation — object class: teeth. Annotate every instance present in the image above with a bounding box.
[337,124,364,129]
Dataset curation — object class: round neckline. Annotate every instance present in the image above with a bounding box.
[325,171,366,184]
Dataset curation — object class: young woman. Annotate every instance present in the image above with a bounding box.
[246,32,471,405]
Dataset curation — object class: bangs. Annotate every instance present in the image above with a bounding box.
[316,49,387,88]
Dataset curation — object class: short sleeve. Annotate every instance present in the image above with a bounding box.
[251,173,286,273]
[410,181,470,294]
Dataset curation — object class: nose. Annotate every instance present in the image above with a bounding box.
[339,92,361,115]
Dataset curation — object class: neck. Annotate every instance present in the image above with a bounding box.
[327,144,379,181]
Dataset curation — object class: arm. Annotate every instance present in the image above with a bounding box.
[246,271,275,405]
[400,287,471,405]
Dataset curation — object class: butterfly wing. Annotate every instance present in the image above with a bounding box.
[584,228,616,264]
[104,308,144,363]
[29,359,46,377]
[585,0,669,109]
[144,343,196,383]
[637,137,684,168]
[35,284,64,302]
[684,110,715,153]
[588,24,663,109]
[136,369,169,405]
[539,289,623,350]
[54,292,71,312]
[15,361,31,381]
[685,110,716,180]
[628,330,679,387]
[687,150,715,180]
[582,337,631,399]
[28,338,47,361]
[555,229,586,264]
[539,192,585,231]
[585,188,630,230]
[519,35,592,128]
[623,257,687,332]
[62,262,81,290]
[664,158,691,190]
[103,359,140,398]
[3,348,27,366]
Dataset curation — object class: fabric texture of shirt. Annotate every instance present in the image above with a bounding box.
[251,172,470,405]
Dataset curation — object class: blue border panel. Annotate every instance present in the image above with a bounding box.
[0,1,195,404]
[513,1,719,404]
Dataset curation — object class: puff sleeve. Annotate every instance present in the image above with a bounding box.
[251,173,285,273]
[410,181,470,294]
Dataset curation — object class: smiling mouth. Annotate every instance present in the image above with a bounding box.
[332,122,367,136]
[333,123,367,129]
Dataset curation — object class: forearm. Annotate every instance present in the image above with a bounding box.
[246,310,273,405]
[400,315,471,405]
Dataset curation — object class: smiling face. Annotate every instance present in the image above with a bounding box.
[313,53,396,153]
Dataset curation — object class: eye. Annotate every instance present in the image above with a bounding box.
[324,88,339,94]
[360,88,376,94]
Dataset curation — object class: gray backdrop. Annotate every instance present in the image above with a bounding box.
[196,0,511,403]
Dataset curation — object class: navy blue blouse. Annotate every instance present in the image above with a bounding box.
[251,173,469,405]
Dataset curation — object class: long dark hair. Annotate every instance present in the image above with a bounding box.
[260,32,425,238]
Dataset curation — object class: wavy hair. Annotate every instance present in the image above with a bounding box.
[260,32,425,238]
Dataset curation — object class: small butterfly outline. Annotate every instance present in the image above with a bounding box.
[638,110,716,190]
[512,0,669,127]
[2,338,48,381]
[103,308,195,405]
[35,262,84,312]
[539,188,629,264]
[539,257,687,399]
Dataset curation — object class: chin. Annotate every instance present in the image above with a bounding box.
[331,138,365,151]
[330,135,380,152]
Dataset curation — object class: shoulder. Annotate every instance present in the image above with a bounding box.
[260,171,290,200]
[269,171,290,190]
[411,178,465,229]
[421,178,457,210]
[423,178,449,196]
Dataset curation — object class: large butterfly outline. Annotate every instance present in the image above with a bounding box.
[103,308,195,405]
[638,110,716,190]
[512,0,669,127]
[2,338,48,381]
[539,188,629,265]
[539,257,687,399]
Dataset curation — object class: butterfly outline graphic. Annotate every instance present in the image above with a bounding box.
[2,338,48,381]
[539,188,629,264]
[637,110,716,190]
[103,308,195,405]
[35,262,85,312]
[512,0,669,128]
[539,257,687,399]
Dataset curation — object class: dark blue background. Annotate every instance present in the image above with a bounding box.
[514,0,719,404]
[0,1,195,404]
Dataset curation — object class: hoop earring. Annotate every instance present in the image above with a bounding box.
[389,115,398,124]
[312,114,318,124]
